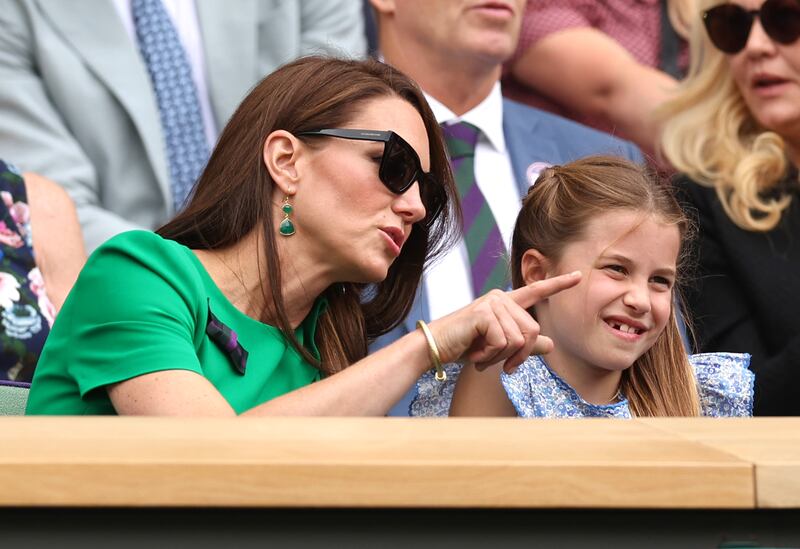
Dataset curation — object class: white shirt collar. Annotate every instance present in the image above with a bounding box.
[424,82,507,153]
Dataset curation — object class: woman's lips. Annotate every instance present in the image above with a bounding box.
[470,1,515,19]
[380,227,404,256]
[751,74,792,97]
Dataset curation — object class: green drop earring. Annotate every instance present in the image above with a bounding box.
[279,196,295,236]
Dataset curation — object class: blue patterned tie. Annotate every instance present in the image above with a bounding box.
[132,0,209,212]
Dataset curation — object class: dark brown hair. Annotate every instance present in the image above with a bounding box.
[158,56,460,375]
[511,156,700,416]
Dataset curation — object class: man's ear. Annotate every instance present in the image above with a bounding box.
[263,130,302,196]
[369,0,396,15]
[520,249,551,285]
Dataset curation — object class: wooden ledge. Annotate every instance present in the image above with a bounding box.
[641,418,800,508]
[0,417,768,508]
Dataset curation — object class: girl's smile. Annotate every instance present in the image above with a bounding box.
[602,316,648,341]
[526,209,680,404]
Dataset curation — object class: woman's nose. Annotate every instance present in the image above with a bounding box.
[743,18,779,57]
[394,181,426,224]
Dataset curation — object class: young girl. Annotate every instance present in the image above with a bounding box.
[411,156,754,418]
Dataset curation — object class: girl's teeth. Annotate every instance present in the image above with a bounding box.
[610,321,641,335]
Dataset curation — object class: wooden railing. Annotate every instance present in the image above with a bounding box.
[1,417,797,509]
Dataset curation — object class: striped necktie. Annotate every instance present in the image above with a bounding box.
[441,121,509,297]
[132,0,209,212]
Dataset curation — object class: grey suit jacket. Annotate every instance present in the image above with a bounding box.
[0,0,365,250]
[375,98,643,415]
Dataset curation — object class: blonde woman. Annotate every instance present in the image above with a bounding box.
[659,0,800,415]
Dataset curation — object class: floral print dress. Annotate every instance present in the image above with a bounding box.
[410,353,754,417]
[0,160,54,382]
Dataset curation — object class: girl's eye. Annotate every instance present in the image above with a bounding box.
[604,264,627,275]
[650,276,673,290]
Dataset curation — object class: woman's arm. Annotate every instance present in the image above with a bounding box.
[109,328,434,416]
[25,172,86,311]
[109,274,581,416]
[510,27,677,155]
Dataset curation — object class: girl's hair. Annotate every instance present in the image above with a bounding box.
[158,56,460,375]
[658,0,792,232]
[511,156,700,417]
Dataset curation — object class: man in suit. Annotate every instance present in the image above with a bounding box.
[0,0,365,251]
[369,0,643,415]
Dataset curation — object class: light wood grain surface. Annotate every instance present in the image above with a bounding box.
[641,418,800,508]
[0,417,770,508]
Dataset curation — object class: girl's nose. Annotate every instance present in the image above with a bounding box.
[622,282,651,314]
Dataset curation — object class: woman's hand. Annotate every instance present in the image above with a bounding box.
[427,271,581,373]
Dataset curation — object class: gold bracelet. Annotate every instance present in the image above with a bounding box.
[416,320,446,382]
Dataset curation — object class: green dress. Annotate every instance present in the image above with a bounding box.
[26,231,323,415]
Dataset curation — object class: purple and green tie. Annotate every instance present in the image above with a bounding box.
[441,121,509,297]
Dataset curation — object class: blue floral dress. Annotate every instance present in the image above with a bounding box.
[410,353,754,418]
[0,160,54,382]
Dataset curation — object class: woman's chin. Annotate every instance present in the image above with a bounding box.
[754,108,800,140]
[347,263,391,285]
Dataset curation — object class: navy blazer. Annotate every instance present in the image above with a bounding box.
[374,98,643,416]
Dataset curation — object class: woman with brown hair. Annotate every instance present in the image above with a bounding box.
[25,56,578,416]
[422,156,752,418]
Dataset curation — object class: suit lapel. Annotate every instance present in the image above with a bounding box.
[196,0,257,128]
[502,99,556,196]
[36,0,170,203]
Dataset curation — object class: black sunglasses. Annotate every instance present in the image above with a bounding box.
[703,0,800,54]
[297,129,446,223]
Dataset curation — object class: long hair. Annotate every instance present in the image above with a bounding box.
[658,0,792,232]
[510,156,701,417]
[158,56,460,375]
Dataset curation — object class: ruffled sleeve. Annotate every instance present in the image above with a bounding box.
[690,353,754,417]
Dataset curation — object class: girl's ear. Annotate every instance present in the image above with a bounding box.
[520,249,551,285]
[263,130,302,196]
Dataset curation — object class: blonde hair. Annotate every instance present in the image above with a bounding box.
[658,0,793,232]
[511,156,701,417]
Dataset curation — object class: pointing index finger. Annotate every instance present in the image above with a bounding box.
[509,271,582,310]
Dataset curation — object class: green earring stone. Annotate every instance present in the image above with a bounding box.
[282,203,293,215]
[279,217,295,236]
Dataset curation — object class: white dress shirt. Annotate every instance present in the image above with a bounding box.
[424,83,521,320]
[112,0,218,147]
